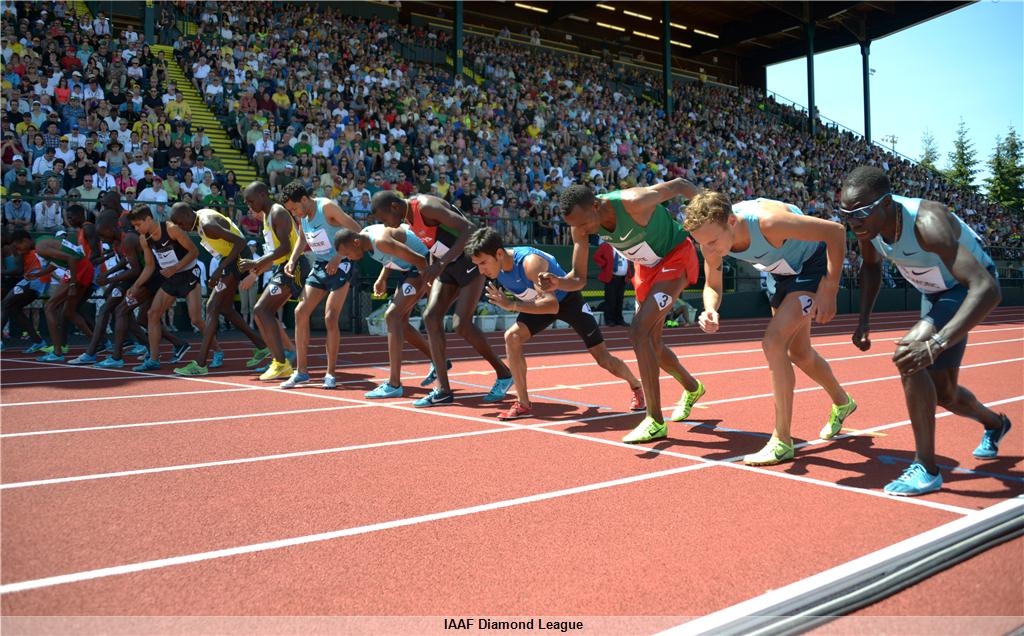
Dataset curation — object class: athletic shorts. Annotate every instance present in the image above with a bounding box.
[160,266,201,299]
[631,237,699,305]
[918,266,996,370]
[307,258,354,292]
[61,258,95,288]
[766,242,827,309]
[268,258,310,299]
[516,291,604,349]
[439,252,483,287]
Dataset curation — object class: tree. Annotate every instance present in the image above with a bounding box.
[985,126,1024,213]
[919,130,940,172]
[944,118,979,192]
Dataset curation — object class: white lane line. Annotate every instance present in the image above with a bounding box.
[0,462,715,595]
[0,404,374,439]
[0,387,262,407]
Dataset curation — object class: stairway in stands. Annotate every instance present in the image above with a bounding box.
[151,44,258,185]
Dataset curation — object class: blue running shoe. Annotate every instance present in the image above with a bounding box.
[482,376,514,403]
[284,349,296,365]
[280,371,311,389]
[883,462,943,496]
[37,352,65,362]
[127,343,149,358]
[96,356,125,369]
[413,388,454,408]
[133,358,161,372]
[68,353,99,365]
[365,382,403,399]
[209,350,225,369]
[23,340,48,354]
[420,359,453,387]
[321,374,337,390]
[253,362,270,373]
[973,415,1012,459]
[99,339,113,354]
[169,342,192,363]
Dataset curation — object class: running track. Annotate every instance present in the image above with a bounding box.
[1,308,1022,635]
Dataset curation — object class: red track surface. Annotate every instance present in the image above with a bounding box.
[1,308,1021,633]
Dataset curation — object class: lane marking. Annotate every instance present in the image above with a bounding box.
[1,387,263,408]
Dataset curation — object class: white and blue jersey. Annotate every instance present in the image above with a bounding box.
[300,197,342,263]
[728,199,821,276]
[496,246,568,303]
[362,223,428,271]
[870,195,994,294]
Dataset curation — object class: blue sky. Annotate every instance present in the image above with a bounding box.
[766,0,1023,188]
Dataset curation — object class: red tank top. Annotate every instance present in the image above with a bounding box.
[23,250,52,283]
[406,197,439,250]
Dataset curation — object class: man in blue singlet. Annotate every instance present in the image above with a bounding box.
[333,224,433,399]
[279,180,361,389]
[466,227,645,420]
[684,191,857,466]
[840,166,1011,496]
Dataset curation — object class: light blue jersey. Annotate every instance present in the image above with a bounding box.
[728,199,821,276]
[870,195,994,294]
[362,223,428,271]
[496,246,568,302]
[300,197,339,263]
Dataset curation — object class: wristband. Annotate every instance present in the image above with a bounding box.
[930,333,948,352]
[926,340,935,366]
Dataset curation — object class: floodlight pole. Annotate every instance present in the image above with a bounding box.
[861,39,871,144]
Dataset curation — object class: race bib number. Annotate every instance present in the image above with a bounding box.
[61,238,85,255]
[428,241,450,258]
[304,228,332,254]
[896,264,949,294]
[111,287,123,298]
[263,227,276,252]
[399,282,415,297]
[215,281,227,292]
[653,292,673,311]
[154,248,180,268]
[201,240,220,258]
[104,254,120,271]
[582,302,593,315]
[12,285,23,295]
[799,294,814,316]
[619,241,662,267]
[754,258,798,276]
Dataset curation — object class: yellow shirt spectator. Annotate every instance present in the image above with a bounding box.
[271,89,291,110]
[166,99,192,122]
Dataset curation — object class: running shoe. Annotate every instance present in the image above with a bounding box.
[483,376,514,403]
[413,388,455,407]
[169,342,192,363]
[36,352,65,363]
[209,350,225,369]
[96,356,125,369]
[41,344,69,355]
[284,349,296,365]
[253,362,270,373]
[133,358,161,371]
[67,353,98,365]
[622,416,667,443]
[669,380,706,422]
[22,340,48,354]
[280,371,310,389]
[245,347,271,368]
[174,360,209,376]
[629,386,646,412]
[499,401,532,421]
[743,438,794,466]
[883,463,943,496]
[820,395,858,440]
[127,343,149,357]
[321,374,337,390]
[973,415,1012,459]
[420,359,453,387]
[365,382,403,398]
[259,359,293,381]
[98,339,113,353]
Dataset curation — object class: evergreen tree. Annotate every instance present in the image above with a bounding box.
[919,130,940,172]
[945,119,979,192]
[984,127,1024,213]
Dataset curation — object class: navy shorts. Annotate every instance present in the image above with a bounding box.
[307,259,354,292]
[161,266,201,299]
[766,242,827,309]
[516,291,604,349]
[439,252,483,287]
[919,266,996,370]
[268,259,311,299]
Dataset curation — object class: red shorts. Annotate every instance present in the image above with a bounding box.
[61,258,95,287]
[631,237,699,304]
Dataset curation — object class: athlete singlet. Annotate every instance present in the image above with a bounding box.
[196,208,245,258]
[361,223,429,271]
[496,246,568,303]
[728,199,821,275]
[596,191,691,267]
[404,195,461,258]
[263,206,300,266]
[149,221,191,270]
[300,197,342,263]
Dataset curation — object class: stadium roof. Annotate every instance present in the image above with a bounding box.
[409,1,970,85]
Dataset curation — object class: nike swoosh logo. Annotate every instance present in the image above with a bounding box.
[753,252,769,259]
[620,228,634,240]
[466,266,477,273]
[624,246,643,256]
[661,268,676,274]
[901,250,919,257]
[795,277,813,284]
[910,269,930,276]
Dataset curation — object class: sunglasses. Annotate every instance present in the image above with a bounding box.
[839,192,890,219]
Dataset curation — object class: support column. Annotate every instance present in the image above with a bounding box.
[662,1,673,117]
[144,0,155,44]
[860,39,871,144]
[805,20,816,136]
[454,0,464,77]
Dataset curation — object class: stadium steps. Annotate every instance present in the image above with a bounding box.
[69,0,90,19]
[151,44,258,185]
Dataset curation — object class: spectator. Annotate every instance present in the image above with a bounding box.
[3,191,33,231]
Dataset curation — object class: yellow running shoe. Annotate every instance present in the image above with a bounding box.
[743,438,794,466]
[669,380,706,422]
[820,395,857,440]
[259,359,294,381]
[622,416,668,444]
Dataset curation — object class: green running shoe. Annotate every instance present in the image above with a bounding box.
[245,347,271,368]
[820,395,857,440]
[622,416,667,444]
[744,438,794,466]
[670,380,706,422]
[174,360,209,376]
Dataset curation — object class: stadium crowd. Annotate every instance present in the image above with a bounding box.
[2,0,1020,269]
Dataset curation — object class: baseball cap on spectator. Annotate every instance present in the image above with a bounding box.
[125,186,136,194]
[495,199,504,205]
[60,135,69,141]
[16,168,27,175]
[144,167,154,174]
[12,155,23,162]
[97,161,108,168]
[72,70,82,77]
[10,191,21,199]
[152,174,163,182]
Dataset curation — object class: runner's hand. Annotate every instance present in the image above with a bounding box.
[852,322,871,351]
[698,309,720,333]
